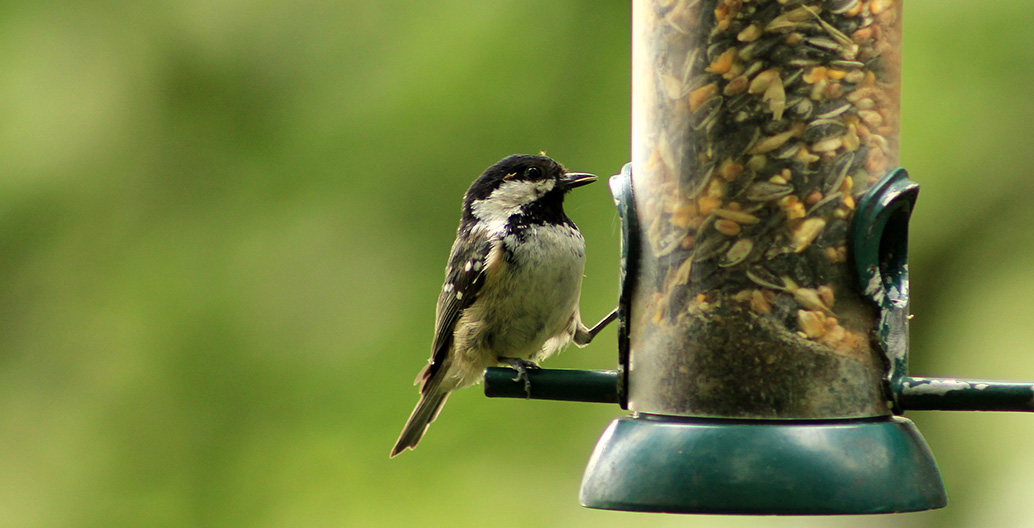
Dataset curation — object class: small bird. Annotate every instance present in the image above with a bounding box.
[391,154,613,457]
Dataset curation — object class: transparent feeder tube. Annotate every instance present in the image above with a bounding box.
[629,0,903,418]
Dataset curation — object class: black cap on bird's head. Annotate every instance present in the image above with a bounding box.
[462,154,596,224]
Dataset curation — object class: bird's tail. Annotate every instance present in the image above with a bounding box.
[390,387,450,457]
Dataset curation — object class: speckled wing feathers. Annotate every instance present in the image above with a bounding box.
[418,227,497,391]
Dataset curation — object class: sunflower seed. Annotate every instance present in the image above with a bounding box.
[746,181,794,201]
[719,238,754,267]
[803,119,847,143]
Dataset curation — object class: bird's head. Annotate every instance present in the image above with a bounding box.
[462,154,596,226]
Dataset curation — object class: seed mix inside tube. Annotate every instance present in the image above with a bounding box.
[628,0,902,418]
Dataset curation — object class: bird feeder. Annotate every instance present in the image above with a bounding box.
[484,0,1034,515]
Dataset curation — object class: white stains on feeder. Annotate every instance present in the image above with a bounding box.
[900,378,991,396]
[863,266,885,306]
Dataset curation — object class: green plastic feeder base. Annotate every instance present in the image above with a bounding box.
[580,415,946,515]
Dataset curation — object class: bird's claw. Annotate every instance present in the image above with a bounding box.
[499,357,540,398]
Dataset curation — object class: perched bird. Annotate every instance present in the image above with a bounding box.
[391,154,612,457]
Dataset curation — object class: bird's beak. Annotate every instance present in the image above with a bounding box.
[560,172,597,190]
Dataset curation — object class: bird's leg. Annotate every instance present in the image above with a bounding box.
[498,357,540,397]
[574,307,618,346]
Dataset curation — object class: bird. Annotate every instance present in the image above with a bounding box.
[390,154,614,457]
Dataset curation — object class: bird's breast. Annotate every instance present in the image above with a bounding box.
[461,224,585,359]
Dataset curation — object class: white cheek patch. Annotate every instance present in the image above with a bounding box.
[471,179,556,226]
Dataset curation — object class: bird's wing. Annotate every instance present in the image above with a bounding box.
[417,227,501,390]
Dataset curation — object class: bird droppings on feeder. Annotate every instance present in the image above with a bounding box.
[902,378,992,396]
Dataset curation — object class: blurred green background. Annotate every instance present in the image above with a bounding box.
[3,1,1034,527]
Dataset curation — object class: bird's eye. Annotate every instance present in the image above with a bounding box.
[525,167,542,179]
